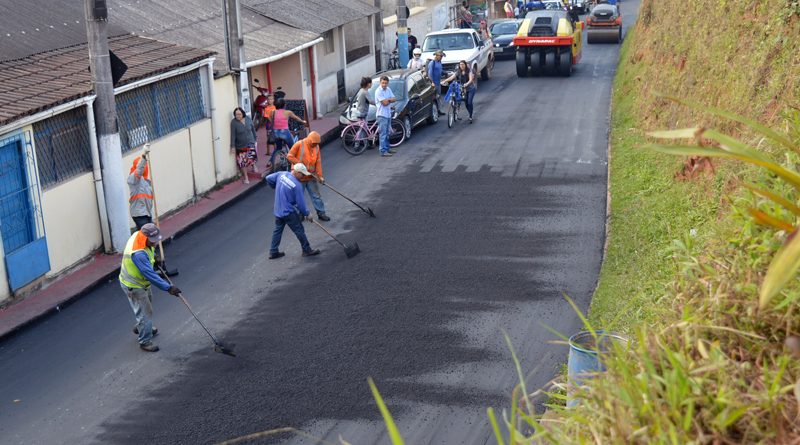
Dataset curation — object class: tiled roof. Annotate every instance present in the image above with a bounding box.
[244,0,380,35]
[0,0,129,61]
[110,0,321,73]
[0,35,215,127]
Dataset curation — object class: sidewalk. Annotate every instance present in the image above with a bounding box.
[0,117,342,340]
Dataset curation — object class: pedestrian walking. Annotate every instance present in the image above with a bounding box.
[504,0,514,17]
[118,223,182,352]
[374,75,397,157]
[230,107,258,184]
[442,60,478,123]
[407,48,425,70]
[286,130,330,221]
[427,50,446,115]
[458,1,473,28]
[265,163,321,259]
[128,144,153,230]
[261,94,277,169]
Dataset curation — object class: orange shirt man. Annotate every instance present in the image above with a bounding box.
[287,131,330,221]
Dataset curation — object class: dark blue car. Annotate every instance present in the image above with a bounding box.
[489,19,522,58]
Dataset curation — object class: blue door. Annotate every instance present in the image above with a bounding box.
[0,133,50,291]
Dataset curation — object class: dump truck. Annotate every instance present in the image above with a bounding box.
[513,8,583,77]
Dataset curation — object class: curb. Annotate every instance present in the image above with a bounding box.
[0,180,267,341]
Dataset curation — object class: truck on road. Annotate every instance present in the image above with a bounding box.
[420,28,495,89]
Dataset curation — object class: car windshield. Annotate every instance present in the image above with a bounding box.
[367,79,406,102]
[422,33,475,51]
[543,1,563,9]
[491,22,519,36]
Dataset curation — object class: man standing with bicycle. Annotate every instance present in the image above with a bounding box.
[375,75,397,157]
[427,50,446,116]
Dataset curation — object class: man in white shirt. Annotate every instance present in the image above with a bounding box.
[374,75,397,157]
[407,48,425,70]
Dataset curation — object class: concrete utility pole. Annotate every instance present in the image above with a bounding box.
[374,0,385,71]
[84,0,130,252]
[223,0,251,115]
[397,0,409,68]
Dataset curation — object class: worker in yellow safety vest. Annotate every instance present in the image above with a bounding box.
[119,223,181,352]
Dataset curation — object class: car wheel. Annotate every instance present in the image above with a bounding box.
[481,57,492,81]
[427,101,439,125]
[403,116,412,140]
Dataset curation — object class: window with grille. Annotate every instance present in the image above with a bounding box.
[32,107,93,189]
[116,69,206,152]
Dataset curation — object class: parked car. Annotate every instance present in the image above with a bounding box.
[586,3,622,43]
[420,28,494,88]
[339,69,439,140]
[489,19,522,59]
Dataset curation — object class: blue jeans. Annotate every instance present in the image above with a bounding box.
[303,180,326,214]
[270,212,312,254]
[465,87,476,118]
[121,283,154,345]
[273,129,294,151]
[378,116,391,153]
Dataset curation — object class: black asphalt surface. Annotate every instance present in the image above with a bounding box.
[0,2,638,443]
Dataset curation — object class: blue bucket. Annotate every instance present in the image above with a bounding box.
[567,330,627,408]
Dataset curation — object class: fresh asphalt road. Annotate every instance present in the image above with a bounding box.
[0,3,638,443]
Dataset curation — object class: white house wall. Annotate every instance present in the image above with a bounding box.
[188,120,216,195]
[213,75,239,181]
[41,172,103,275]
[346,56,377,97]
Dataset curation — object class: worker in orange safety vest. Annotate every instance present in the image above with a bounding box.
[128,144,154,230]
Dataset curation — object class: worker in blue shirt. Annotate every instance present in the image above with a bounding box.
[265,163,321,259]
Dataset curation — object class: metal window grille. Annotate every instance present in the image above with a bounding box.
[116,70,206,152]
[32,107,93,189]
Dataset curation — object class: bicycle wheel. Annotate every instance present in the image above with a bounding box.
[388,119,406,147]
[447,99,456,128]
[341,125,367,156]
[271,150,290,173]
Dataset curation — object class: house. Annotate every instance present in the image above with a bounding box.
[0,33,216,303]
[244,0,382,116]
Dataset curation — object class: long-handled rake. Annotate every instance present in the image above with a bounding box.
[310,219,360,258]
[312,174,375,218]
[158,267,235,357]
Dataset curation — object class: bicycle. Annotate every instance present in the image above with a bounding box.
[340,117,406,156]
[443,81,467,129]
[269,127,302,173]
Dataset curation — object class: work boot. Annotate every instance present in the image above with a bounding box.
[133,326,158,336]
[302,249,321,257]
[139,342,160,352]
[269,251,286,259]
[317,213,331,222]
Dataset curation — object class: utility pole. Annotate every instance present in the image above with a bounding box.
[84,0,130,252]
[374,0,385,71]
[223,0,251,115]
[397,0,409,68]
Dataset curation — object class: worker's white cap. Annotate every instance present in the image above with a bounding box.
[293,163,311,176]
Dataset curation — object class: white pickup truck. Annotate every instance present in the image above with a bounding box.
[420,28,494,86]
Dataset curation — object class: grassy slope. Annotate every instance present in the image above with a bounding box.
[590,0,800,329]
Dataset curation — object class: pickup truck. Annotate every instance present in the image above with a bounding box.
[420,28,494,88]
